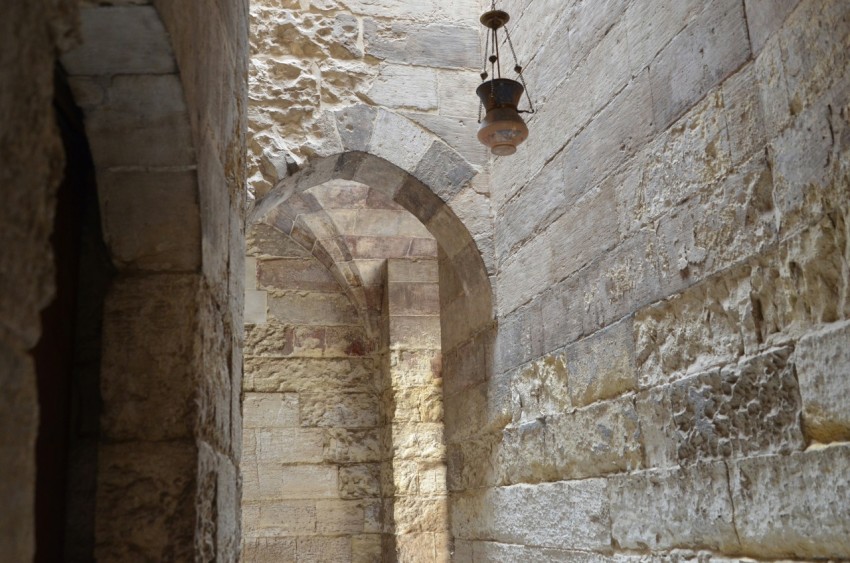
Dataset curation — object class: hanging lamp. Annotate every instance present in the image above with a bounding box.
[476,3,535,156]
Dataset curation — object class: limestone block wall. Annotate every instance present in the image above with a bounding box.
[243,190,452,562]
[0,0,249,559]
[247,0,486,201]
[0,1,75,558]
[448,0,850,560]
[242,222,384,561]
[381,259,449,561]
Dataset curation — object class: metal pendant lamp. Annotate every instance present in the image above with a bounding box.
[476,2,536,156]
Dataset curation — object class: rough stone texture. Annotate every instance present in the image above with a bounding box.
[8,0,850,560]
[666,347,805,464]
[2,0,247,559]
[730,444,850,559]
[610,461,739,553]
[452,480,611,552]
[795,320,850,443]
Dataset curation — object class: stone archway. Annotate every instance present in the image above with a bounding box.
[53,3,243,560]
[247,108,498,560]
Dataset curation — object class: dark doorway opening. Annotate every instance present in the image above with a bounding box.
[33,67,113,562]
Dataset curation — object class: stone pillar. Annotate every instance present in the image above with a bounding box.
[381,259,449,562]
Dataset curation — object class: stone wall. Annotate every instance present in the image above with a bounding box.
[242,219,385,562]
[242,186,450,562]
[448,0,850,560]
[246,0,486,200]
[0,1,74,558]
[0,0,248,559]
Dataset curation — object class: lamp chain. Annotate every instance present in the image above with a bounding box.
[503,25,535,114]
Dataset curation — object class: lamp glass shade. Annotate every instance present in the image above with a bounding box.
[476,78,529,156]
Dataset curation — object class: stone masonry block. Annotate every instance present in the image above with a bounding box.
[244,500,317,537]
[566,316,638,407]
[795,320,850,442]
[509,352,570,424]
[268,291,358,326]
[100,275,199,441]
[97,169,201,271]
[650,0,750,130]
[730,444,850,559]
[368,64,438,111]
[95,442,195,561]
[299,392,379,428]
[368,109,433,175]
[80,74,194,168]
[412,140,475,203]
[296,536,351,563]
[62,6,177,75]
[253,464,338,501]
[609,460,739,552]
[242,538,297,563]
[244,393,300,428]
[670,346,804,463]
[625,0,705,75]
[316,499,365,534]
[335,105,376,153]
[388,315,441,350]
[544,396,643,481]
[744,0,799,54]
[257,258,340,292]
[339,464,381,499]
[255,428,324,464]
[451,480,611,551]
[549,182,620,283]
[245,357,377,393]
[325,429,383,464]
[363,20,479,69]
[387,282,440,316]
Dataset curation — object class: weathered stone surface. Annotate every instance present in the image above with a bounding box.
[243,500,317,537]
[795,320,850,442]
[300,392,379,428]
[363,20,478,69]
[100,275,199,441]
[730,445,850,559]
[74,74,194,168]
[654,154,777,285]
[609,461,739,552]
[339,465,381,500]
[566,316,638,407]
[388,315,441,350]
[296,536,351,563]
[367,65,438,111]
[62,6,177,75]
[242,538,297,562]
[257,258,341,292]
[649,0,750,129]
[255,428,325,464]
[625,0,704,75]
[325,429,383,464]
[98,170,201,271]
[95,442,196,561]
[509,352,570,424]
[316,499,365,534]
[744,0,799,54]
[246,357,378,393]
[636,213,850,388]
[351,534,381,562]
[244,393,300,428]
[494,298,544,373]
[452,480,611,551]
[543,397,643,482]
[252,464,339,501]
[670,347,804,463]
